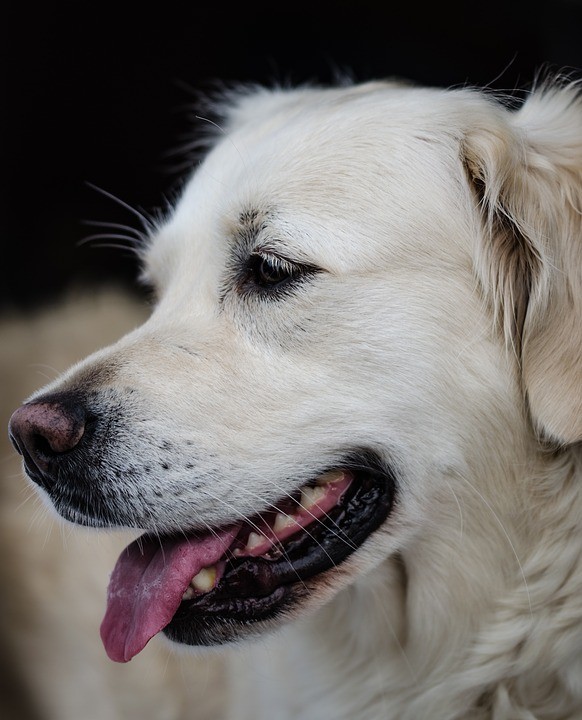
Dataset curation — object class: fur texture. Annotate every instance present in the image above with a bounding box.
[9,75,582,719]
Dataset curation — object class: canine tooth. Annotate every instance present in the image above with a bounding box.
[273,512,298,533]
[315,469,345,486]
[246,531,265,551]
[300,485,327,510]
[191,566,217,592]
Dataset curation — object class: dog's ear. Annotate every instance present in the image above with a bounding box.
[464,79,582,444]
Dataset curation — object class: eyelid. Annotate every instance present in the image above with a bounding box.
[252,241,316,266]
[253,250,297,271]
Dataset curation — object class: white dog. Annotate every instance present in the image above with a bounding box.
[8,73,582,719]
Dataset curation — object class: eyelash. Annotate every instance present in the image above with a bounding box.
[244,252,318,295]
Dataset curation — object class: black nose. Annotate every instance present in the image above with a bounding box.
[8,395,87,489]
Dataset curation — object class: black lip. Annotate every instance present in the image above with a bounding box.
[164,450,397,647]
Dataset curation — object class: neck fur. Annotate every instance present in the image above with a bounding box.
[227,447,582,720]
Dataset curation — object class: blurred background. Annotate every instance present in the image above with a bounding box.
[2,3,582,719]
[3,0,582,313]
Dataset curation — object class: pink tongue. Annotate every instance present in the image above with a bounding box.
[100,526,239,662]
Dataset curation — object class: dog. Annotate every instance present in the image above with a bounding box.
[7,73,582,719]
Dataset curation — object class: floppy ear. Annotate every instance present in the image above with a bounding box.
[464,79,582,445]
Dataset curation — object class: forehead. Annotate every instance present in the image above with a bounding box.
[145,83,473,281]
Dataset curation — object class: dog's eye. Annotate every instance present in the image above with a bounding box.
[249,253,302,290]
[239,251,321,298]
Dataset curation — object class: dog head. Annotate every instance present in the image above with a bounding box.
[9,77,582,663]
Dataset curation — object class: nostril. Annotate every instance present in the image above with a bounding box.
[8,398,87,479]
[30,431,57,459]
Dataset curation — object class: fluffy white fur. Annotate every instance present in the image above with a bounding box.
[12,75,582,719]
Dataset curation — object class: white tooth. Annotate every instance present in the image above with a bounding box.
[273,512,298,533]
[246,531,265,551]
[315,469,345,486]
[191,566,217,592]
[300,485,327,510]
[182,586,196,600]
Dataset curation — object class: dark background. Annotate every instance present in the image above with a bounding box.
[4,1,582,312]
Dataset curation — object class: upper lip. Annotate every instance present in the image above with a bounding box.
[178,449,397,607]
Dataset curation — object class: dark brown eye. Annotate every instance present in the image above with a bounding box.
[250,253,298,289]
[240,251,321,298]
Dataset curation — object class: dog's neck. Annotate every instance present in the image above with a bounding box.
[225,446,582,720]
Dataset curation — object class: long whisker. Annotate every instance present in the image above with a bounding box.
[85,182,156,232]
[195,475,356,569]
[186,480,354,590]
[457,474,532,616]
[82,219,147,240]
[80,242,141,253]
[185,485,310,586]
[152,514,304,595]
[77,233,143,253]
[248,479,358,552]
[195,458,360,554]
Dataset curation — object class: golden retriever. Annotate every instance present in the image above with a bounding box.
[7,74,582,719]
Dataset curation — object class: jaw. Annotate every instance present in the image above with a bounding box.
[100,449,398,660]
[162,452,398,648]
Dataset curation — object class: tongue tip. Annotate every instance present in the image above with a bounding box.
[99,619,133,663]
[106,649,132,664]
[100,612,161,663]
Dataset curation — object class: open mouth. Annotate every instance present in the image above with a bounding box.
[100,451,396,663]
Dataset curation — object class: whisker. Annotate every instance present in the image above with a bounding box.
[27,363,63,382]
[232,466,360,551]
[218,466,352,544]
[76,230,148,258]
[371,579,419,686]
[443,478,464,540]
[186,486,311,590]
[77,232,141,248]
[14,483,41,516]
[457,474,532,616]
[84,243,140,253]
[81,219,146,239]
[85,182,156,232]
[198,477,355,571]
